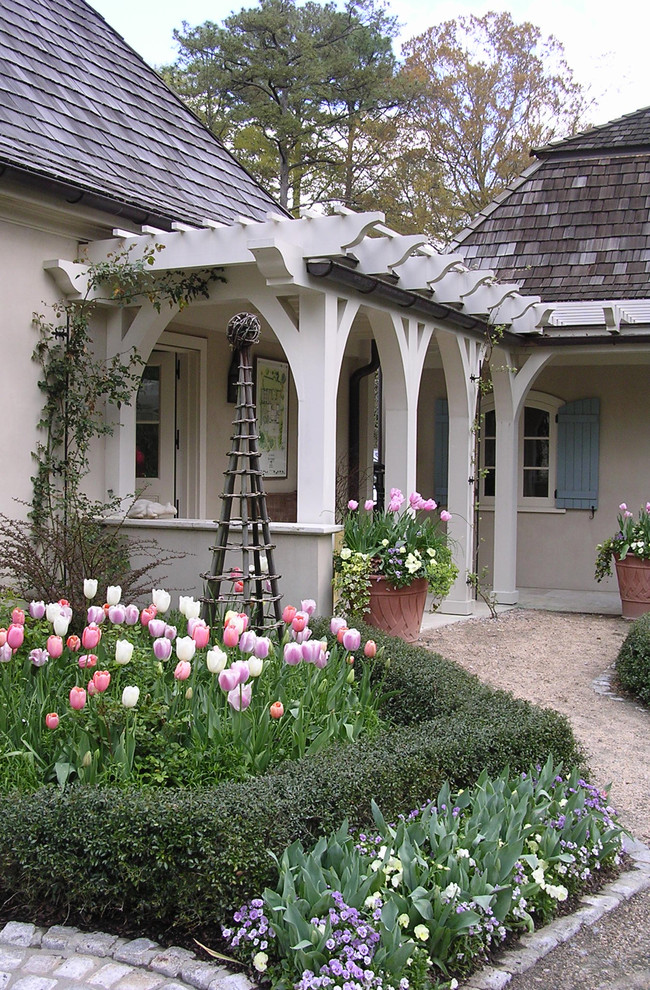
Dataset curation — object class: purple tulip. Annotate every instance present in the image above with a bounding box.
[284,642,302,666]
[330,616,347,635]
[301,640,322,663]
[148,618,166,638]
[164,624,177,641]
[108,603,126,625]
[124,604,140,625]
[227,683,252,711]
[300,599,316,616]
[218,667,240,692]
[294,627,312,644]
[187,617,200,637]
[87,605,105,625]
[30,648,49,667]
[254,636,271,659]
[29,601,46,620]
[315,649,329,669]
[342,628,361,651]
[231,659,250,685]
[239,630,257,654]
[0,643,11,662]
[153,637,172,661]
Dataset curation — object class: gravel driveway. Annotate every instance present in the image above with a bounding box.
[418,609,650,989]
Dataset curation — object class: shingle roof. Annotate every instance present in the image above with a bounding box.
[0,0,284,227]
[453,107,650,302]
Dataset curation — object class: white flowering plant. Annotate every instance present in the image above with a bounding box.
[595,500,650,581]
[333,490,458,619]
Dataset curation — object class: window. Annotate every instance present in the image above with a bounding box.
[135,366,160,479]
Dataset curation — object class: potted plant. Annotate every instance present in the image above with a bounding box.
[333,489,458,641]
[595,501,650,618]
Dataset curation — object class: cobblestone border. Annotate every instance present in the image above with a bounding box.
[458,834,650,989]
[0,923,254,990]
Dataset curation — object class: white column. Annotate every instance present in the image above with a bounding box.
[436,330,486,614]
[368,311,433,498]
[490,347,555,603]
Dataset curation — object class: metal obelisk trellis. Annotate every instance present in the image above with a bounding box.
[201,313,284,632]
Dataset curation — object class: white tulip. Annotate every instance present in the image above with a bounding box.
[151,588,171,613]
[53,613,70,637]
[46,602,61,624]
[176,636,196,662]
[247,654,264,677]
[185,598,201,620]
[206,647,227,674]
[83,578,98,600]
[106,585,122,606]
[121,685,140,708]
[115,639,134,665]
[178,595,190,617]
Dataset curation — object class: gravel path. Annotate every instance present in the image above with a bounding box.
[419,608,650,989]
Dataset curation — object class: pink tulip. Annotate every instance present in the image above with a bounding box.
[237,612,249,632]
[108,604,126,625]
[301,640,322,663]
[93,670,111,692]
[164,624,177,641]
[7,624,24,650]
[81,624,101,649]
[223,622,240,648]
[330,616,347,635]
[314,649,329,669]
[69,686,87,710]
[78,653,97,669]
[342,628,361,651]
[300,599,316,616]
[11,608,25,625]
[218,667,240,692]
[47,635,63,659]
[191,623,210,649]
[124,604,140,625]
[0,643,12,662]
[440,509,452,522]
[231,659,250,685]
[67,635,81,651]
[408,492,422,509]
[148,618,166,638]
[30,648,49,667]
[0,628,6,647]
[234,580,244,594]
[227,683,252,711]
[284,642,302,665]
[140,606,157,627]
[45,712,59,730]
[422,499,437,511]
[174,660,192,680]
[282,605,297,624]
[364,640,377,658]
[294,627,312,644]
[153,637,172,661]
[364,499,374,511]
[348,499,359,510]
[87,680,97,697]
[291,613,307,633]
[619,503,628,511]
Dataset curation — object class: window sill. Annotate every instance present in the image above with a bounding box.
[478,505,567,514]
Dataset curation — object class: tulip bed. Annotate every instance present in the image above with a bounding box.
[0,587,586,961]
[0,590,384,792]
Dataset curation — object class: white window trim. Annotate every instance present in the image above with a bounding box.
[480,390,565,512]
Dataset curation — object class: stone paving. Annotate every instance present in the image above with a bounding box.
[0,924,253,990]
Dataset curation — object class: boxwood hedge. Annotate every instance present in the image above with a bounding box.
[0,622,583,942]
[616,611,650,705]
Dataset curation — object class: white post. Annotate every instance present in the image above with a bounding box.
[436,330,486,615]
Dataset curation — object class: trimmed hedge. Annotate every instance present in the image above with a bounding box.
[616,611,650,705]
[0,623,583,941]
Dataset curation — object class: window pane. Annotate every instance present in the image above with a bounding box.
[484,468,495,497]
[136,367,160,422]
[523,468,548,498]
[484,438,496,467]
[524,407,549,438]
[524,438,549,468]
[484,409,496,436]
[136,423,159,478]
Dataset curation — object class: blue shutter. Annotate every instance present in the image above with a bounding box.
[434,397,449,506]
[556,398,599,509]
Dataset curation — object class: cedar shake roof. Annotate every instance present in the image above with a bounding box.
[0,0,283,228]
[453,107,650,302]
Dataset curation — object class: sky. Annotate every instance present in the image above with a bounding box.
[89,0,648,127]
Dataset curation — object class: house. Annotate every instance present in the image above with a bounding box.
[2,0,639,615]
[451,107,650,603]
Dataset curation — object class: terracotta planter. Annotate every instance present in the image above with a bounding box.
[614,555,650,619]
[366,575,428,643]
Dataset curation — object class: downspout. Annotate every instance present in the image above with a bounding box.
[348,340,380,503]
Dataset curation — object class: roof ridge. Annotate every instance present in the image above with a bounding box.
[533,105,650,156]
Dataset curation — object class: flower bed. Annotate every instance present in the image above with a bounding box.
[0,590,584,951]
[222,760,623,990]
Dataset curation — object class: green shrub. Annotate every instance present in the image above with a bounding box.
[615,612,650,704]
[0,629,582,941]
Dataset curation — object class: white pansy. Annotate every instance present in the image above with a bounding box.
[443,882,461,900]
[398,914,409,929]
